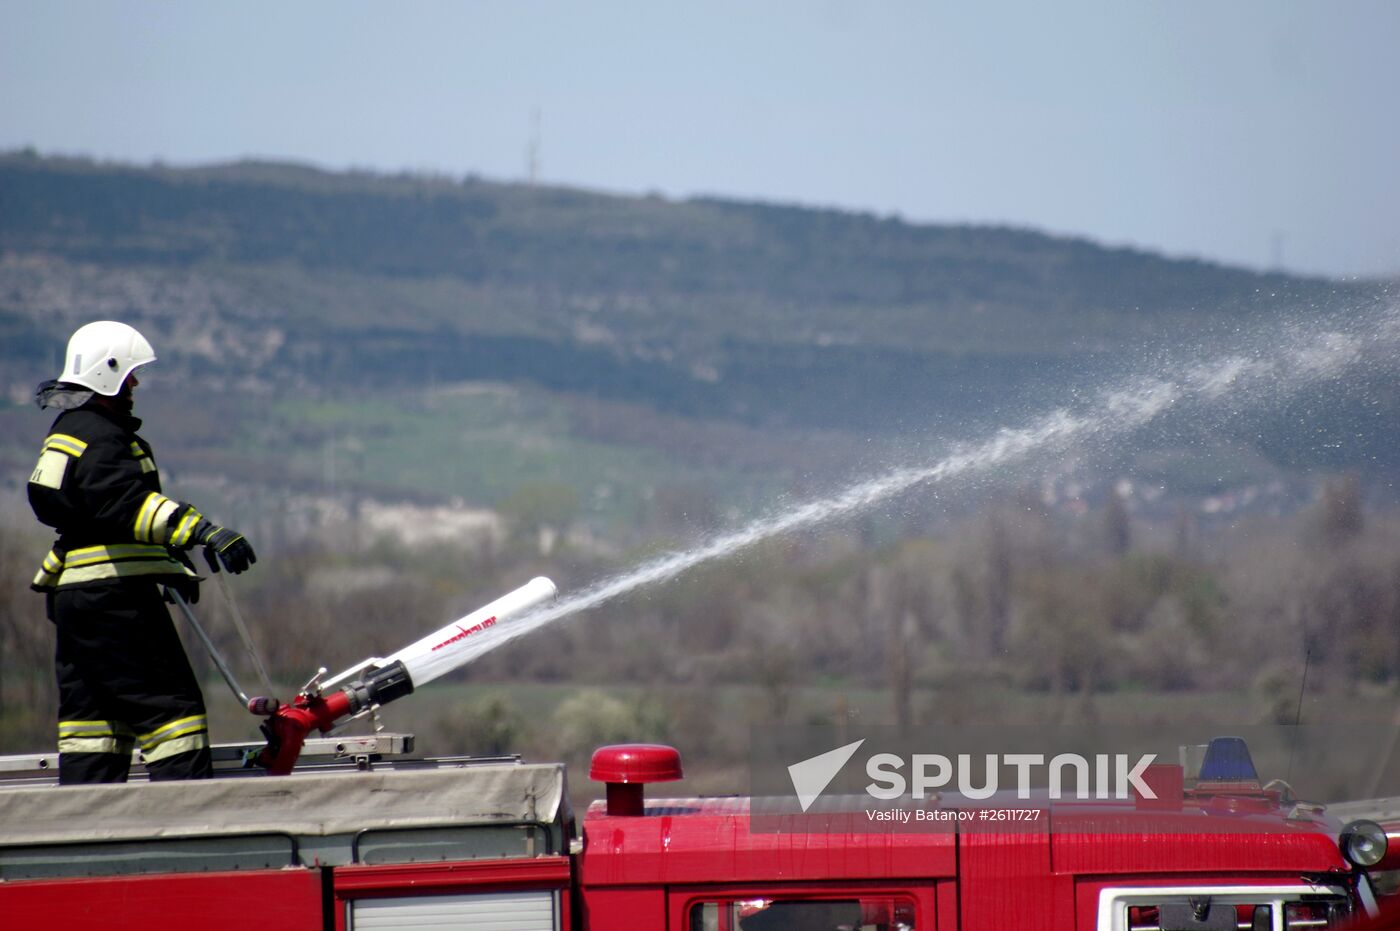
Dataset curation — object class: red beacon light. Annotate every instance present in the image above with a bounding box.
[590,744,683,816]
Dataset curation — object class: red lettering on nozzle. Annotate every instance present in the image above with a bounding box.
[430,616,497,651]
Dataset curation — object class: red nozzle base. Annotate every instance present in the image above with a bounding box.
[255,690,352,775]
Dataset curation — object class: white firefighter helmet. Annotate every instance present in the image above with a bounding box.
[60,321,156,396]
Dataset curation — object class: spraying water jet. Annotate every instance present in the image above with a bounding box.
[447,303,1400,667]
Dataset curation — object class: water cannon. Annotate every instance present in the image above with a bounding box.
[250,577,557,775]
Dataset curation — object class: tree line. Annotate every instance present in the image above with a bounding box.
[3,476,1397,776]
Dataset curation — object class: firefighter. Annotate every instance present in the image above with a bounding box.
[27,321,256,785]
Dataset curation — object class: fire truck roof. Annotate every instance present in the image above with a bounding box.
[0,761,569,848]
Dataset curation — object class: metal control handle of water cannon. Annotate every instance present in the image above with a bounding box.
[255,689,353,775]
[252,661,416,774]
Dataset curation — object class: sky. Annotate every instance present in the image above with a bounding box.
[2,1,1398,279]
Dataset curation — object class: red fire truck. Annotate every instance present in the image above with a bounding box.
[0,735,1390,930]
[2,579,1391,929]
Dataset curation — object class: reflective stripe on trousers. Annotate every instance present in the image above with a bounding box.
[139,714,210,763]
[57,719,136,756]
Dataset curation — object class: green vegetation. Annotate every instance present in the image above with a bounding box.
[230,389,775,530]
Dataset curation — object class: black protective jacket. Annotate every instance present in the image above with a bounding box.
[28,404,197,591]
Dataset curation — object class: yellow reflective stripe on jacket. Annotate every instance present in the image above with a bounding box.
[33,544,196,589]
[170,507,202,548]
[134,492,179,543]
[64,543,171,568]
[139,714,208,751]
[54,560,192,587]
[43,434,88,457]
[130,442,157,474]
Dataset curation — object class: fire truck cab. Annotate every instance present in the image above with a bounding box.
[0,737,1382,930]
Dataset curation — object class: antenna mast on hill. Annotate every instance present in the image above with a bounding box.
[526,107,541,185]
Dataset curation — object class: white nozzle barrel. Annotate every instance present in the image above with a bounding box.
[383,577,557,687]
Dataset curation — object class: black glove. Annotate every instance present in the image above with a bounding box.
[164,577,201,605]
[166,550,202,604]
[193,518,257,574]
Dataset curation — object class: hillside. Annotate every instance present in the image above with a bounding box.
[0,153,1393,527]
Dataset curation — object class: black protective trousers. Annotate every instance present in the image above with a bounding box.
[52,580,212,784]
